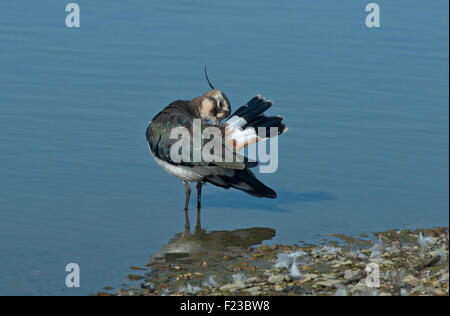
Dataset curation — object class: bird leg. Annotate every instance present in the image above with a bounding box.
[183,182,191,235]
[195,182,203,234]
[196,181,203,209]
[184,181,191,211]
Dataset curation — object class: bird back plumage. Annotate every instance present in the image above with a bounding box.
[146,95,287,199]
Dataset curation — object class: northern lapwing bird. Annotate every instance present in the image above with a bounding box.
[146,68,287,212]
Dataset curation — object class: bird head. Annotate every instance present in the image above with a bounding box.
[196,68,231,123]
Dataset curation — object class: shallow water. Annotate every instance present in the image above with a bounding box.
[0,1,448,295]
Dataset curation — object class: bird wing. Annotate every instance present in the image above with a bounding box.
[147,112,249,170]
[147,95,286,170]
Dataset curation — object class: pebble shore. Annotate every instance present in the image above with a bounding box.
[96,227,448,296]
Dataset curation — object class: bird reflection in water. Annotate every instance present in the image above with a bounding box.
[149,207,276,266]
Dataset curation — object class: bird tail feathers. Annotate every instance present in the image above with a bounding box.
[225,95,287,150]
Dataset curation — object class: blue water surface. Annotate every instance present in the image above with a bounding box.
[0,1,448,295]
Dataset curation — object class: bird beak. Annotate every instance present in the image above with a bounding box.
[217,110,230,122]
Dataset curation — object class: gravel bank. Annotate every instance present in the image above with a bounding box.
[96,227,448,296]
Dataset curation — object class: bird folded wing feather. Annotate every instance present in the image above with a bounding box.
[148,95,286,169]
